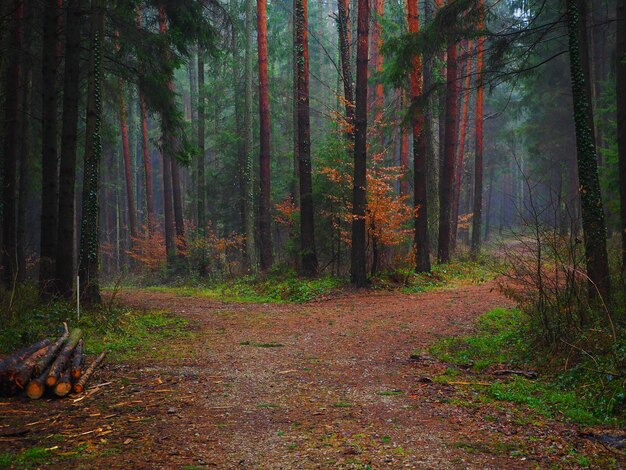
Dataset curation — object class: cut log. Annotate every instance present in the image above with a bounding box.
[46,328,82,387]
[73,350,107,394]
[12,344,55,388]
[33,331,69,376]
[0,339,52,377]
[71,339,83,379]
[25,367,50,400]
[54,367,72,397]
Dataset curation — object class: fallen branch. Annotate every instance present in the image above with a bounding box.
[493,369,538,379]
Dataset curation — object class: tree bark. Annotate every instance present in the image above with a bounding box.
[55,0,82,299]
[408,0,430,273]
[46,328,82,387]
[437,40,459,264]
[337,0,354,138]
[257,0,274,271]
[350,0,369,287]
[73,350,107,394]
[119,82,138,240]
[452,39,473,250]
[78,1,105,305]
[295,0,319,276]
[566,0,610,299]
[1,0,23,288]
[197,49,206,233]
[617,0,626,271]
[40,0,61,297]
[471,3,485,257]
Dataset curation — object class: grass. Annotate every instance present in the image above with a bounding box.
[141,270,344,304]
[239,341,283,348]
[0,284,193,362]
[0,447,52,469]
[428,307,626,426]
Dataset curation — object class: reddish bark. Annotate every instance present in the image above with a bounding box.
[350,0,370,286]
[471,2,485,256]
[451,39,473,249]
[119,84,137,240]
[400,90,409,196]
[257,0,274,270]
[295,0,318,276]
[337,0,354,137]
[408,0,430,272]
[371,0,385,126]
[437,39,459,263]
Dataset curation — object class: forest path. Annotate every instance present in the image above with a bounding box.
[107,282,553,469]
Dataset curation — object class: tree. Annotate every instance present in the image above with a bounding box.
[56,0,83,298]
[295,0,319,276]
[1,0,23,288]
[118,82,138,240]
[471,0,485,257]
[40,0,61,297]
[617,0,626,272]
[337,0,354,138]
[350,0,369,287]
[437,37,459,264]
[407,0,430,273]
[197,49,207,238]
[78,0,105,305]
[565,0,610,299]
[257,0,273,271]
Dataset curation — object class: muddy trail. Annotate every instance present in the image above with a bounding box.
[1,283,621,468]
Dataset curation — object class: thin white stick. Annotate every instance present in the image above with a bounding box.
[77,275,80,321]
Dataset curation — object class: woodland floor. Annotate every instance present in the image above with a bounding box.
[1,282,624,469]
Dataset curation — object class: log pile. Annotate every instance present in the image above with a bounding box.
[0,329,107,399]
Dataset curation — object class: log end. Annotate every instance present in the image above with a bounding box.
[54,382,72,397]
[26,380,45,400]
[73,384,84,394]
[45,376,57,387]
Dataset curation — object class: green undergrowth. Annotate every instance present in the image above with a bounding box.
[141,270,344,303]
[428,308,626,426]
[0,284,192,362]
[374,258,496,293]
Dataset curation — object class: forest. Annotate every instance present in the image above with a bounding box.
[0,0,625,467]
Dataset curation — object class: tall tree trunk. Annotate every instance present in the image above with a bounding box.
[471,3,485,257]
[243,0,257,267]
[39,0,60,297]
[408,0,430,273]
[197,50,207,233]
[119,83,137,241]
[484,163,494,241]
[158,6,177,263]
[350,0,369,287]
[295,0,319,276]
[566,0,610,299]
[17,0,33,283]
[617,0,626,272]
[1,0,23,288]
[451,39,473,250]
[136,8,155,230]
[371,0,384,130]
[78,0,105,305]
[171,158,185,242]
[437,39,459,264]
[257,0,274,271]
[337,0,354,137]
[56,0,82,298]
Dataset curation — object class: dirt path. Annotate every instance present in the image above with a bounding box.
[2,283,617,468]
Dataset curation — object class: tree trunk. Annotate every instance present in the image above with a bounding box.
[471,4,485,257]
[408,0,430,273]
[617,0,626,272]
[566,0,610,299]
[257,0,274,271]
[40,0,61,297]
[159,6,176,263]
[350,0,369,287]
[243,0,257,267]
[78,1,105,305]
[119,83,137,240]
[452,39,473,250]
[73,350,107,394]
[55,0,82,299]
[337,0,354,138]
[295,0,319,276]
[437,40,459,264]
[400,90,409,196]
[1,0,23,288]
[197,49,206,233]
[136,8,155,230]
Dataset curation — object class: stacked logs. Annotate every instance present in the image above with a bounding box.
[0,328,107,399]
